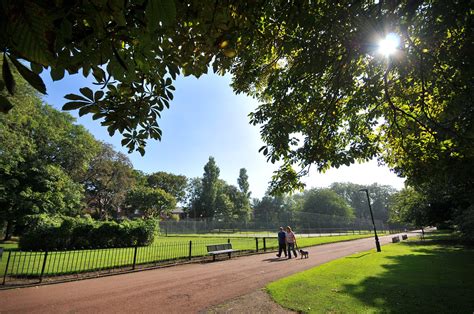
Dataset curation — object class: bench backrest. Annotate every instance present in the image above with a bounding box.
[207,243,232,252]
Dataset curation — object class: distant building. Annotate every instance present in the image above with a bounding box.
[170,207,186,219]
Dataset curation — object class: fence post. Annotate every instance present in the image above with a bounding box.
[2,251,12,285]
[263,238,266,252]
[188,241,192,260]
[255,238,259,252]
[132,245,138,270]
[39,251,48,283]
[227,238,230,244]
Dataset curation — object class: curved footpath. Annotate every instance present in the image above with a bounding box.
[0,233,411,313]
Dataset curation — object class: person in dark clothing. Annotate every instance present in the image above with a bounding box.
[276,227,287,257]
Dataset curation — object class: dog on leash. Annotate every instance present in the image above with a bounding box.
[299,249,309,259]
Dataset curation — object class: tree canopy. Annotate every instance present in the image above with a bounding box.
[1,1,471,185]
[1,0,472,235]
[0,68,97,239]
[302,188,354,221]
[147,171,187,203]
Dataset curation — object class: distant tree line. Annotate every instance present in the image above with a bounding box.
[251,183,396,229]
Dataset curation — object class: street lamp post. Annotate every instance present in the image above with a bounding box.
[359,188,381,252]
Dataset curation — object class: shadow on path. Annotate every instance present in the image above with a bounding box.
[262,257,289,263]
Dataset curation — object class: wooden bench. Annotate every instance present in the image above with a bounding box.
[392,236,400,243]
[206,243,236,261]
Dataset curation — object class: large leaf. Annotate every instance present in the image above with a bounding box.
[30,62,43,74]
[9,56,47,94]
[9,3,54,66]
[50,67,65,81]
[62,101,87,110]
[2,57,15,95]
[146,0,176,30]
[79,87,94,100]
[64,94,89,101]
[0,95,14,113]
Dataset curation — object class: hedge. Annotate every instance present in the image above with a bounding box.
[19,214,158,250]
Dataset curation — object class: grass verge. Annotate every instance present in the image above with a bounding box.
[267,236,474,313]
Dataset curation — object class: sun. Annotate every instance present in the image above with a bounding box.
[378,33,400,57]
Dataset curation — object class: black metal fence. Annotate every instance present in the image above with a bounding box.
[0,237,281,287]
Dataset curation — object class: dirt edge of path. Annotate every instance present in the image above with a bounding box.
[203,289,295,314]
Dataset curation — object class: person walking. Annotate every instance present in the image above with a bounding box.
[276,227,287,258]
[286,226,298,259]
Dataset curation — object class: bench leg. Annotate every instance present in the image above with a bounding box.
[213,255,216,261]
[228,252,231,259]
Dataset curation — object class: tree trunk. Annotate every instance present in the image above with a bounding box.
[3,220,13,241]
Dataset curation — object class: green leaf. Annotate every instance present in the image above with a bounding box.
[0,95,14,113]
[62,101,86,110]
[50,67,65,81]
[64,94,88,101]
[30,62,43,74]
[121,138,131,146]
[94,90,105,100]
[107,125,116,136]
[2,57,15,95]
[112,46,128,71]
[79,106,92,117]
[92,67,105,82]
[79,87,94,100]
[10,4,54,65]
[146,0,176,30]
[9,56,47,94]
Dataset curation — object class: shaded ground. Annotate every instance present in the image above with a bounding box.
[0,233,410,313]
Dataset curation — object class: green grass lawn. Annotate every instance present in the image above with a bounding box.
[0,241,18,250]
[0,233,378,279]
[267,237,474,313]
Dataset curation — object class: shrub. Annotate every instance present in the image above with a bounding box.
[129,219,157,246]
[19,214,63,250]
[457,206,474,242]
[19,214,157,250]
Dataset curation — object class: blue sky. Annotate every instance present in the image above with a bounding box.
[41,72,405,198]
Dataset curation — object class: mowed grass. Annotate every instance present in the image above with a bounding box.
[0,233,378,278]
[267,237,474,313]
[0,241,18,250]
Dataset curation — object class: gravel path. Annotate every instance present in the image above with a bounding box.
[0,233,409,313]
